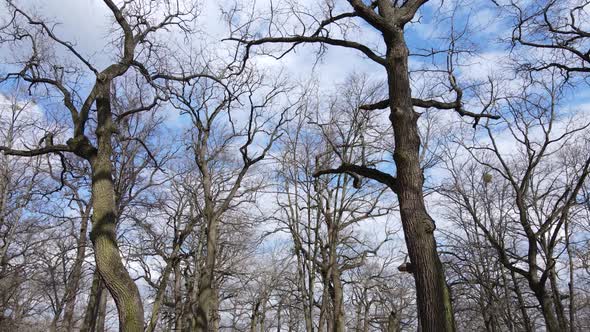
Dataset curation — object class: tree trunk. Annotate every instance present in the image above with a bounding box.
[194,211,219,331]
[532,283,562,332]
[385,28,454,331]
[331,263,345,332]
[295,253,314,332]
[318,271,330,332]
[89,85,143,332]
[387,310,400,332]
[499,267,516,332]
[182,235,204,331]
[146,259,175,332]
[80,270,103,332]
[147,239,184,332]
[509,270,532,332]
[250,299,260,332]
[212,286,220,332]
[174,263,183,331]
[549,263,568,330]
[62,203,92,331]
[566,219,576,332]
[96,289,108,332]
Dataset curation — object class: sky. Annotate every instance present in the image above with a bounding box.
[1,0,589,267]
[2,0,580,110]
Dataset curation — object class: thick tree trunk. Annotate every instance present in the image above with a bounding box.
[212,287,220,332]
[318,271,330,332]
[385,28,454,331]
[330,246,345,332]
[532,282,562,332]
[89,86,143,332]
[194,212,219,331]
[182,235,204,331]
[331,260,345,332]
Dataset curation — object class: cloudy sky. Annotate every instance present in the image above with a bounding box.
[3,0,586,110]
[0,0,518,89]
[1,0,588,233]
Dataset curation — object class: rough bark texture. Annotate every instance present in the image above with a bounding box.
[193,210,218,331]
[89,83,144,332]
[385,28,455,331]
[532,283,562,332]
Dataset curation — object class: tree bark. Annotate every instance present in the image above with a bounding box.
[531,282,562,332]
[331,272,345,332]
[549,263,568,330]
[565,219,576,332]
[385,28,455,332]
[174,263,183,331]
[80,270,103,332]
[89,83,143,332]
[96,289,108,332]
[387,310,401,332]
[194,209,219,331]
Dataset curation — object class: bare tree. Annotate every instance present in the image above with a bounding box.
[0,1,211,330]
[226,1,502,328]
[440,75,590,331]
[0,91,52,330]
[507,0,590,78]
[164,66,294,331]
[273,76,397,331]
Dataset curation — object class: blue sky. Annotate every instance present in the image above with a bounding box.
[1,0,588,253]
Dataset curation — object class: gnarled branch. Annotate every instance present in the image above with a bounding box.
[313,162,397,192]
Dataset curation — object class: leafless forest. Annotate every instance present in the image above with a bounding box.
[0,0,589,331]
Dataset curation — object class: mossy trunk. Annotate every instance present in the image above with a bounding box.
[89,83,144,332]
